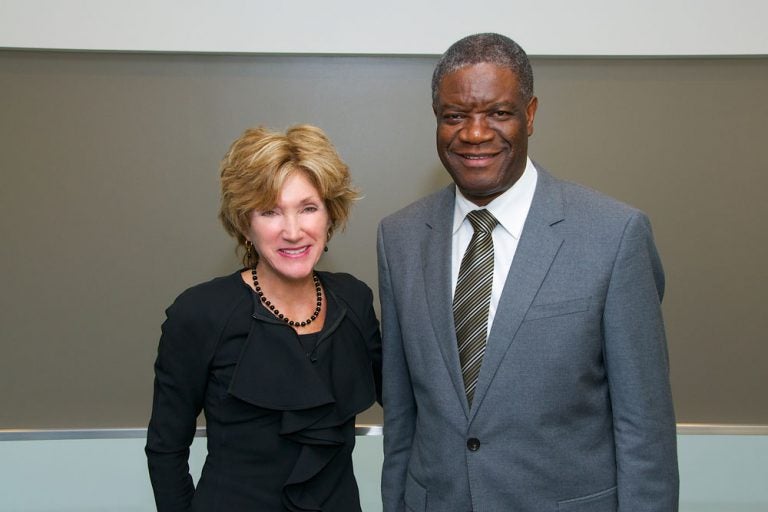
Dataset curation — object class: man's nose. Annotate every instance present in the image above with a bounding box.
[459,116,494,144]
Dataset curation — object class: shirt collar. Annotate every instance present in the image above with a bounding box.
[452,157,538,239]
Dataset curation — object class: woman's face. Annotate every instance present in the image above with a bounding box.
[247,172,331,283]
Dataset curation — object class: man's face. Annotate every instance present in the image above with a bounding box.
[434,62,538,206]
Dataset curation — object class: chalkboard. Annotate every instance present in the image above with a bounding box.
[0,51,765,428]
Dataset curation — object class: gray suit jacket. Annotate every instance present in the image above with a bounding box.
[377,167,678,512]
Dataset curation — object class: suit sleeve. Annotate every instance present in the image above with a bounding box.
[603,211,679,511]
[145,299,210,512]
[377,222,417,512]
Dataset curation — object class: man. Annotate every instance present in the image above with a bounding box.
[377,33,678,511]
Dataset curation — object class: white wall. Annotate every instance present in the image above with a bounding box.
[1,0,767,55]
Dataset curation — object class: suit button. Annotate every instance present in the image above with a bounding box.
[466,438,481,451]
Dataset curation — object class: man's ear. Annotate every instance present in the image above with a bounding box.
[526,96,538,137]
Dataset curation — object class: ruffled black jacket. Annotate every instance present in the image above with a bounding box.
[146,270,382,512]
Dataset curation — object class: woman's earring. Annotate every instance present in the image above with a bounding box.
[245,240,255,266]
[324,246,329,253]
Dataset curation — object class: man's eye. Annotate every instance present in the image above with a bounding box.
[443,113,464,123]
[491,110,512,118]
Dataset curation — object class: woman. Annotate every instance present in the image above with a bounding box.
[146,124,381,511]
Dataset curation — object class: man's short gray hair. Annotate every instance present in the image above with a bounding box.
[431,33,534,108]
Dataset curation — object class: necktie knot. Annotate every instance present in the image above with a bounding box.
[467,209,498,234]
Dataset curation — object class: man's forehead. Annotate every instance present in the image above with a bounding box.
[437,64,520,101]
[439,62,518,84]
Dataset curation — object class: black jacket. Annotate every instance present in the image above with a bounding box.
[146,270,382,511]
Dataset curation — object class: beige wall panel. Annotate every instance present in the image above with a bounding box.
[0,51,765,428]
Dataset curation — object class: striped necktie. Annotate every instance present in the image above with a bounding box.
[453,209,498,407]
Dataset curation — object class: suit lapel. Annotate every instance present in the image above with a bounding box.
[469,168,565,421]
[422,186,471,417]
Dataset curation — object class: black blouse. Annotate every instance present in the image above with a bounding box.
[145,270,382,512]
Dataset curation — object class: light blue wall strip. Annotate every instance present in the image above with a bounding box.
[0,433,766,511]
[677,435,768,512]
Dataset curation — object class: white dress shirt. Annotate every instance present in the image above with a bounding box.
[451,157,538,334]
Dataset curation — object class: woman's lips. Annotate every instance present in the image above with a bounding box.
[279,246,311,257]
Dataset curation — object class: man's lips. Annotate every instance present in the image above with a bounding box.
[461,153,498,159]
[454,151,501,167]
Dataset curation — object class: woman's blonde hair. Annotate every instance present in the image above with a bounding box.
[219,124,359,267]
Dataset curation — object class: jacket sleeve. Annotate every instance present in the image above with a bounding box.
[378,222,416,512]
[145,297,210,512]
[361,284,383,405]
[603,211,679,511]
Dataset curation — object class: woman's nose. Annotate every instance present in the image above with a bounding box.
[281,214,302,239]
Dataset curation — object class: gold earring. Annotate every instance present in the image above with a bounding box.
[245,240,254,266]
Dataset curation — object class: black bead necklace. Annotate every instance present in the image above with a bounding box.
[251,268,322,327]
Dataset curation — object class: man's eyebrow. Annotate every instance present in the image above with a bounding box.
[487,101,517,109]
